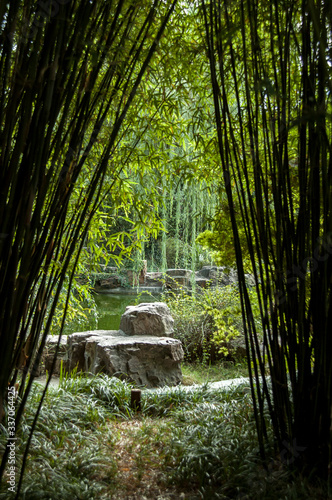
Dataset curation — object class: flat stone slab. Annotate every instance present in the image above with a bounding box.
[84,333,183,387]
[165,269,192,277]
[67,330,183,388]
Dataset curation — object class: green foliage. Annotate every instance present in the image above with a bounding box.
[165,285,261,363]
[57,372,133,418]
[165,288,217,363]
[210,285,263,356]
[196,202,250,267]
[181,360,249,385]
[196,229,233,266]
[0,374,134,499]
[150,236,194,270]
[168,389,270,498]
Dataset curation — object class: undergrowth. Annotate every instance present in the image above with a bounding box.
[0,374,331,499]
[181,360,249,385]
[165,285,262,364]
[0,374,133,499]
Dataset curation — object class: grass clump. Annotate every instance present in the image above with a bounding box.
[57,371,133,418]
[181,360,249,385]
[0,374,133,499]
[168,389,267,498]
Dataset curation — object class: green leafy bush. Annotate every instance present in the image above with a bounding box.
[165,284,262,363]
[164,287,218,363]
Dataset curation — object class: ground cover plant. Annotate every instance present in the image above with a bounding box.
[1,373,331,499]
[181,360,249,386]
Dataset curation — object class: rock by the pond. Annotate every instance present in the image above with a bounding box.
[119,302,174,337]
[39,335,68,375]
[39,303,183,387]
[165,268,192,278]
[67,330,122,372]
[67,330,183,387]
[164,268,192,290]
[196,266,231,286]
[85,333,183,387]
[145,271,163,287]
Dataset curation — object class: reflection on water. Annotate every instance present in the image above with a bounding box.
[94,293,160,331]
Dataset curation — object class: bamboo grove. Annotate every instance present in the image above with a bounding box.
[1,0,332,490]
[0,0,177,487]
[202,0,332,479]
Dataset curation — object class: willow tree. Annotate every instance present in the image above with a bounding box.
[202,0,332,479]
[0,0,177,486]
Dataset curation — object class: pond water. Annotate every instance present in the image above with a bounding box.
[93,292,160,331]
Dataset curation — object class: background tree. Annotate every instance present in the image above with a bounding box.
[202,0,332,479]
[83,2,222,275]
[0,0,177,486]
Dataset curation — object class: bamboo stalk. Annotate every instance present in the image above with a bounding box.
[203,0,332,478]
[0,0,178,489]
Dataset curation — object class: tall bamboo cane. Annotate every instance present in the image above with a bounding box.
[202,0,332,478]
[0,0,177,489]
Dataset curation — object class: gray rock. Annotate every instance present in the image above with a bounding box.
[83,332,183,387]
[164,269,192,290]
[196,266,238,286]
[165,268,192,278]
[145,272,163,287]
[67,330,123,372]
[95,276,122,291]
[119,302,174,337]
[41,308,183,387]
[39,335,68,375]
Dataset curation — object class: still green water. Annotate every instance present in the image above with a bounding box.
[93,293,159,330]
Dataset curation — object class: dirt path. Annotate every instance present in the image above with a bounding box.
[109,419,199,500]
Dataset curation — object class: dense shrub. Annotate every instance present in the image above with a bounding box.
[165,284,262,363]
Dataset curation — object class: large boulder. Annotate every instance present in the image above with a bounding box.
[41,303,183,388]
[67,330,121,372]
[119,302,174,337]
[165,269,192,278]
[94,276,123,291]
[196,266,230,286]
[65,330,183,387]
[84,332,183,387]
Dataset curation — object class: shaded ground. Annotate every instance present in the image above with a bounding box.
[110,419,200,500]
